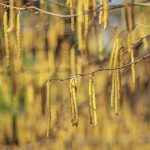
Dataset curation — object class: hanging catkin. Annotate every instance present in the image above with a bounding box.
[84,0,89,34]
[77,1,83,51]
[99,0,103,25]
[92,0,97,16]
[109,36,119,74]
[103,0,109,30]
[17,11,21,57]
[127,32,135,84]
[46,80,51,137]
[70,47,76,75]
[7,0,15,32]
[124,0,130,31]
[3,10,10,66]
[69,77,79,126]
[69,0,75,31]
[88,77,97,125]
[110,36,121,115]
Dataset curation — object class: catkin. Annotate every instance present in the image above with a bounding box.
[3,10,10,66]
[17,11,21,57]
[84,0,89,34]
[109,37,117,68]
[88,77,97,125]
[124,0,130,31]
[131,45,135,84]
[70,47,76,75]
[69,0,75,31]
[99,0,103,24]
[7,0,15,32]
[66,0,70,5]
[127,32,135,83]
[46,80,51,137]
[103,0,109,30]
[69,77,79,126]
[88,77,93,124]
[111,71,115,107]
[92,0,97,16]
[77,1,83,51]
[110,36,121,115]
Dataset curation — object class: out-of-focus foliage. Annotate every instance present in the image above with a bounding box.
[0,0,150,149]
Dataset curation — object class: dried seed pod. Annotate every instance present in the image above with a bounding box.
[46,80,51,137]
[3,10,10,66]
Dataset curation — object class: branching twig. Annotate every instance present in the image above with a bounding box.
[48,52,150,82]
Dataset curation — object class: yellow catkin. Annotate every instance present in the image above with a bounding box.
[91,78,97,125]
[46,80,51,137]
[3,10,10,66]
[127,32,135,84]
[131,45,135,84]
[84,0,89,34]
[88,77,97,125]
[103,0,109,30]
[7,0,15,32]
[69,79,75,125]
[110,71,115,108]
[69,77,79,126]
[114,70,120,115]
[17,11,21,57]
[92,0,97,16]
[124,0,130,31]
[110,36,121,114]
[88,77,93,124]
[70,47,76,75]
[70,0,75,31]
[99,0,103,24]
[77,1,83,51]
[77,55,82,85]
[109,36,118,70]
[66,0,70,5]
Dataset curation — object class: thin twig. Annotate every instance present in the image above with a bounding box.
[48,52,150,82]
[0,2,150,18]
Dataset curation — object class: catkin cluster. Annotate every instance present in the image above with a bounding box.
[46,80,51,137]
[88,77,97,125]
[99,0,109,30]
[69,77,79,126]
[109,36,121,115]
